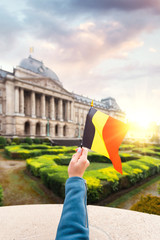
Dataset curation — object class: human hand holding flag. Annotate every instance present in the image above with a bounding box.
[82,107,129,174]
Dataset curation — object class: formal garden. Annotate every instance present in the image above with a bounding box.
[0,136,160,214]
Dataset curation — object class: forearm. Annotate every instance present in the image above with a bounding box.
[55,177,89,240]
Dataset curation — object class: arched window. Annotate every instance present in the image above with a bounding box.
[36,122,40,136]
[63,125,67,137]
[24,121,30,135]
[55,124,58,136]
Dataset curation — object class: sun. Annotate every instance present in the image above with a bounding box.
[126,110,155,139]
[127,111,152,129]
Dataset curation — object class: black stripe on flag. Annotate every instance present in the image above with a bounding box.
[82,107,97,149]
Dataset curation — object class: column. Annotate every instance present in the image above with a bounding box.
[19,88,24,115]
[58,124,63,137]
[15,87,19,114]
[41,94,46,119]
[41,122,46,136]
[68,101,71,121]
[31,92,36,118]
[30,122,36,136]
[70,101,74,122]
[58,99,63,121]
[65,101,69,121]
[50,122,55,137]
[50,97,55,120]
[78,108,81,124]
[66,125,70,136]
[83,110,86,125]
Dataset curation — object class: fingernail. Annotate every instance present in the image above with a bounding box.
[77,148,82,153]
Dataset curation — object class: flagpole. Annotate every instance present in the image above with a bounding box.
[81,100,94,148]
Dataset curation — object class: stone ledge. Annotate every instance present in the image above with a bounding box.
[0,204,159,240]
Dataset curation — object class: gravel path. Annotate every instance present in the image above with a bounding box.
[0,150,62,206]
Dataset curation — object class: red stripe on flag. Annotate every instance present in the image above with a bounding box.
[102,117,128,174]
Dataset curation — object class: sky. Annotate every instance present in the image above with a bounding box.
[1,0,160,124]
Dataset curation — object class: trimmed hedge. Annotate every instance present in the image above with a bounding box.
[150,146,160,152]
[5,144,140,163]
[119,152,140,162]
[12,137,21,145]
[5,145,77,160]
[33,138,41,144]
[119,144,135,151]
[25,137,33,145]
[5,143,160,203]
[0,137,7,148]
[130,194,160,215]
[133,147,160,158]
[26,155,160,204]
[158,182,160,194]
[0,185,3,206]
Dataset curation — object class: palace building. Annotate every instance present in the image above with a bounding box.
[0,56,125,139]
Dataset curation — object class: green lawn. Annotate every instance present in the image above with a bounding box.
[86,162,112,171]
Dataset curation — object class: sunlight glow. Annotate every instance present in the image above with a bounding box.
[126,110,157,140]
[127,111,152,129]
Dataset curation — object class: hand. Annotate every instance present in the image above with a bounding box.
[68,147,90,178]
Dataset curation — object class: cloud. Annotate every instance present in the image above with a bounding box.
[0,5,23,51]
[21,0,160,70]
[22,11,145,65]
[1,0,160,122]
[27,0,160,16]
[1,0,159,68]
[149,47,157,52]
[16,1,160,106]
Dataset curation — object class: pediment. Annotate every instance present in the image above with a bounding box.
[44,78,65,92]
[44,78,70,95]
[21,77,69,94]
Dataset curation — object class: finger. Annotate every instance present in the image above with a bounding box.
[78,159,90,173]
[80,147,88,159]
[79,157,90,167]
[71,147,82,162]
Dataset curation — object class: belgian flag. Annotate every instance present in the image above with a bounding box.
[82,107,128,174]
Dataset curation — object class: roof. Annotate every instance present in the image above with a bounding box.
[0,69,9,78]
[19,56,62,86]
[101,97,121,111]
[73,93,122,111]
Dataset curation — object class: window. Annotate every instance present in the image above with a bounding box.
[0,104,2,114]
[0,122,2,131]
[75,128,79,137]
[75,115,78,123]
[0,90,2,97]
[81,116,83,124]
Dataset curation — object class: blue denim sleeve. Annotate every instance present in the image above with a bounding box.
[55,177,89,240]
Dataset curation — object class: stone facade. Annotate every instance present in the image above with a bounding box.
[0,56,125,139]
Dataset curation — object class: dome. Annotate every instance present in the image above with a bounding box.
[19,56,62,85]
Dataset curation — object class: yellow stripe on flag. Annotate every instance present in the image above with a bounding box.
[91,111,110,158]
